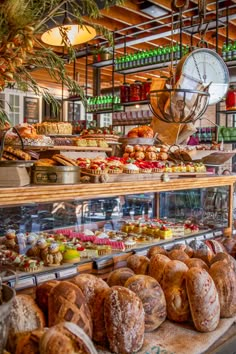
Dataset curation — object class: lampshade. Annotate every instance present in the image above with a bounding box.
[41,22,96,46]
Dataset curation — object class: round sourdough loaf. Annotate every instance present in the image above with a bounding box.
[71,274,109,310]
[210,252,236,273]
[186,267,220,332]
[171,244,194,257]
[48,281,93,338]
[124,274,166,332]
[127,255,150,275]
[39,322,97,354]
[15,329,45,354]
[168,249,190,262]
[184,257,209,271]
[107,267,134,286]
[147,245,167,258]
[35,280,59,319]
[162,260,190,322]
[209,261,236,318]
[104,286,145,354]
[148,253,170,284]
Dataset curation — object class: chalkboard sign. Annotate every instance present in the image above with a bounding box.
[24,97,39,124]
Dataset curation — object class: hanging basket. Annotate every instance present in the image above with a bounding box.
[149,88,209,124]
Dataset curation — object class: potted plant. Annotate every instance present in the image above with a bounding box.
[92,46,113,62]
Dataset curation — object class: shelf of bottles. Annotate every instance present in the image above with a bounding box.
[114,44,190,74]
[190,127,217,144]
[87,95,123,113]
[222,41,236,62]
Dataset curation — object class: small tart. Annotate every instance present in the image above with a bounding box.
[123,163,139,174]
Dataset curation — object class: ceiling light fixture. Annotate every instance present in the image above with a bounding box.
[140,1,168,18]
[41,9,96,46]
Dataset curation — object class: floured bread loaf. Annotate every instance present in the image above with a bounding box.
[104,286,145,353]
[127,254,150,275]
[148,253,170,284]
[91,287,110,345]
[107,267,134,286]
[15,329,45,354]
[125,275,166,332]
[147,245,167,258]
[209,261,236,318]
[39,322,97,354]
[71,274,109,310]
[48,281,93,338]
[186,267,220,332]
[210,252,236,273]
[184,257,209,271]
[162,260,190,322]
[168,249,190,262]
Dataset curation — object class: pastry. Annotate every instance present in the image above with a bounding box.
[125,274,166,332]
[48,281,93,338]
[34,158,58,166]
[107,267,135,286]
[123,163,139,174]
[148,253,170,284]
[39,322,97,354]
[127,254,150,274]
[52,154,78,166]
[158,225,173,239]
[209,261,236,318]
[63,248,80,263]
[42,243,63,266]
[104,286,145,353]
[186,267,220,332]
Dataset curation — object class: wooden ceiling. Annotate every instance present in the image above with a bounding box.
[31,0,236,94]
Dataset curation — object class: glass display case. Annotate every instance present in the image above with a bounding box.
[0,175,235,290]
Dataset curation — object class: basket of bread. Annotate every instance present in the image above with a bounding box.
[119,125,157,146]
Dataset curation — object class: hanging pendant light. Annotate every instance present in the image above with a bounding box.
[41,10,96,46]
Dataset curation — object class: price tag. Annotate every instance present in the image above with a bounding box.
[134,249,148,256]
[10,276,36,290]
[214,230,223,237]
[56,267,77,279]
[36,273,56,284]
[197,235,205,241]
[205,232,214,239]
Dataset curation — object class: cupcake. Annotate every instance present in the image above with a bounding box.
[124,238,136,249]
[123,163,139,174]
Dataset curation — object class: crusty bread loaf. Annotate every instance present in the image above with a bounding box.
[221,237,236,257]
[39,322,97,354]
[148,254,170,284]
[125,275,166,332]
[168,249,190,262]
[48,281,93,338]
[205,239,226,254]
[90,287,110,345]
[210,252,236,273]
[71,274,109,310]
[209,261,236,318]
[162,260,190,322]
[184,257,209,271]
[186,267,220,332]
[147,245,167,259]
[127,254,150,275]
[35,280,59,320]
[171,244,194,257]
[107,267,134,287]
[104,286,145,353]
[15,329,45,354]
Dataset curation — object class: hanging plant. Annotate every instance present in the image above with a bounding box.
[0,0,123,125]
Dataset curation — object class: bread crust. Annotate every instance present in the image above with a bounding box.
[107,267,134,287]
[104,286,145,354]
[125,274,166,332]
[91,287,110,344]
[210,252,236,273]
[186,267,220,332]
[127,254,150,275]
[148,253,170,284]
[35,280,59,321]
[52,154,77,166]
[147,245,167,259]
[15,329,45,354]
[48,281,93,338]
[168,249,190,262]
[209,261,236,318]
[184,258,209,271]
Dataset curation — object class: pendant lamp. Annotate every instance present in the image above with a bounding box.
[41,11,96,46]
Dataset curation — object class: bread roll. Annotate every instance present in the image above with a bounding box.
[39,322,97,354]
[104,286,145,353]
[71,274,109,310]
[35,280,59,320]
[15,329,45,354]
[162,260,190,322]
[209,261,236,318]
[147,245,167,258]
[171,244,194,257]
[125,275,166,332]
[107,267,134,287]
[127,254,150,275]
[186,267,220,332]
[148,254,170,284]
[184,258,209,271]
[91,287,110,345]
[168,249,190,262]
[48,281,93,338]
[210,252,236,273]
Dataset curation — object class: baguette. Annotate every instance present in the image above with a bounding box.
[52,154,77,166]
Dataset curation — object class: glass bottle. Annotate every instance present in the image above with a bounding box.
[227,41,233,61]
[226,85,236,111]
[222,42,227,61]
[130,80,142,101]
[232,41,236,61]
[120,82,130,103]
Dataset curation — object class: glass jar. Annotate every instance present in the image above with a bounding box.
[130,80,142,102]
[120,82,130,103]
[226,85,236,111]
[143,78,152,100]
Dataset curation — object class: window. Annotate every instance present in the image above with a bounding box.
[8,94,20,126]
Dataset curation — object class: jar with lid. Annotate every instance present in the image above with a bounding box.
[120,82,130,103]
[143,78,152,100]
[226,84,236,111]
[130,80,142,101]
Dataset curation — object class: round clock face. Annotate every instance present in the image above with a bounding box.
[177,48,229,105]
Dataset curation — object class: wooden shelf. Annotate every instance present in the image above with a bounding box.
[115,61,170,74]
[48,146,112,152]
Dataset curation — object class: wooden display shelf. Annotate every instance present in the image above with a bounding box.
[48,146,112,152]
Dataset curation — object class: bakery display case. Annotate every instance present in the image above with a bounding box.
[0,175,235,291]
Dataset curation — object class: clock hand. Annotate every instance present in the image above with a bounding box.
[203,55,207,83]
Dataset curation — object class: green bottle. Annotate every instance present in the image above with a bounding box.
[165,45,171,62]
[222,42,227,61]
[140,51,145,66]
[232,41,236,60]
[132,52,138,67]
[156,47,162,62]
[227,41,233,61]
[160,46,166,62]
